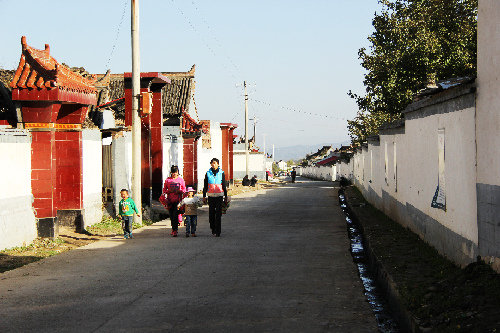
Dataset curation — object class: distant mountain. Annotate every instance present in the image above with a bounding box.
[273,141,350,161]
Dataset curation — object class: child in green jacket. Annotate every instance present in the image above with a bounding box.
[119,189,140,239]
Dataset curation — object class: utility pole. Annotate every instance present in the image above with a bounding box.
[251,116,258,145]
[131,0,142,224]
[263,133,266,157]
[272,144,275,162]
[244,81,249,177]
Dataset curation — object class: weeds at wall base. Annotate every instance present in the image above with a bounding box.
[345,185,500,332]
[0,215,157,274]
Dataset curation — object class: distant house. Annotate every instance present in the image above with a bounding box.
[305,145,334,165]
[277,160,287,171]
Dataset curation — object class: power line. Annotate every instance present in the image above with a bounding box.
[105,0,129,71]
[189,0,242,78]
[170,0,241,82]
[249,98,348,121]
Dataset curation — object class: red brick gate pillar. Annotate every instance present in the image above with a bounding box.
[124,73,170,206]
[150,85,164,200]
[10,36,97,236]
[220,123,238,184]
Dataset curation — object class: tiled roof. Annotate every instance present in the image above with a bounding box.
[0,70,15,124]
[0,70,14,91]
[98,65,197,121]
[316,155,339,166]
[162,64,196,117]
[10,36,97,95]
[307,145,332,160]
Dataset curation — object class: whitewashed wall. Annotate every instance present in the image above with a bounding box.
[197,122,223,189]
[300,165,336,181]
[82,130,103,227]
[335,160,353,181]
[353,92,476,266]
[162,126,183,183]
[306,90,478,267]
[476,0,500,266]
[401,94,478,260]
[112,131,132,214]
[233,151,266,179]
[0,130,37,250]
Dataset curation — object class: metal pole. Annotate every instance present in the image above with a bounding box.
[131,0,142,224]
[263,134,266,157]
[244,81,249,177]
[272,144,275,162]
[252,116,257,147]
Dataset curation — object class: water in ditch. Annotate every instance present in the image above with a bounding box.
[338,189,400,333]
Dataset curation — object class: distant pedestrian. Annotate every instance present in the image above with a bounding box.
[250,175,258,187]
[118,189,140,239]
[203,158,228,237]
[162,165,186,237]
[291,168,297,183]
[178,187,203,237]
[242,175,250,186]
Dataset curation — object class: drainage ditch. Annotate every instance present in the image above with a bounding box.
[338,188,400,333]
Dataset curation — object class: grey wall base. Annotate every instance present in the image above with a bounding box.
[56,210,85,232]
[37,218,58,238]
[361,188,479,267]
[477,183,500,258]
[234,171,266,180]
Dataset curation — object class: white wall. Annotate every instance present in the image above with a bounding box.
[476,0,500,265]
[82,130,103,227]
[233,151,266,179]
[477,0,500,190]
[335,160,353,181]
[197,122,223,189]
[400,103,478,244]
[162,126,183,183]
[112,131,132,214]
[305,90,479,267]
[300,165,336,181]
[0,130,37,250]
[265,159,273,172]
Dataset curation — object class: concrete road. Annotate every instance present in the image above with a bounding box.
[0,178,377,332]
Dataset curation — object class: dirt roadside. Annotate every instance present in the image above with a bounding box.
[344,185,500,333]
[0,180,284,274]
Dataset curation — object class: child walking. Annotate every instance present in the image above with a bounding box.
[178,187,203,237]
[119,189,140,239]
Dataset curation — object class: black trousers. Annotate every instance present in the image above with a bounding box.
[208,196,223,235]
[168,204,180,231]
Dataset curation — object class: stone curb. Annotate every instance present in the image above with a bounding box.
[342,186,424,333]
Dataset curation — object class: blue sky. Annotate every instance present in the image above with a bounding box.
[0,0,382,152]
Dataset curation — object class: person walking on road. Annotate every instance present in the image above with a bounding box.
[291,168,297,183]
[118,189,140,239]
[178,187,203,237]
[162,165,186,237]
[203,158,227,237]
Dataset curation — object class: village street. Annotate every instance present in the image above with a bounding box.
[0,178,377,333]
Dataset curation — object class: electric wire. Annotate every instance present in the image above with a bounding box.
[189,0,242,78]
[105,0,129,71]
[249,97,348,121]
[169,0,241,82]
